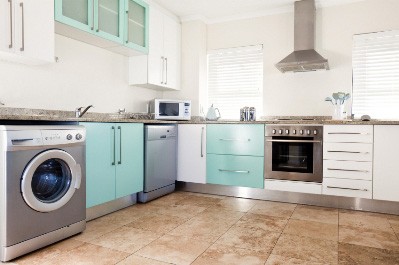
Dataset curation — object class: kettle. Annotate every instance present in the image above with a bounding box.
[206,104,221,121]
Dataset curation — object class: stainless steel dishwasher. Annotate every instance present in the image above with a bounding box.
[138,124,177,203]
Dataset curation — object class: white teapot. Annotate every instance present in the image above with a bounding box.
[206,104,221,121]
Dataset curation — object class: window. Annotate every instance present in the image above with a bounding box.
[352,30,399,119]
[207,45,263,119]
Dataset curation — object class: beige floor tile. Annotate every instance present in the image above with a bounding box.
[236,213,288,233]
[192,243,269,265]
[40,243,129,265]
[216,225,280,253]
[265,254,329,265]
[175,194,223,207]
[389,219,399,235]
[12,239,84,265]
[248,201,297,219]
[126,212,187,233]
[339,210,393,232]
[339,242,399,265]
[147,192,190,206]
[211,197,258,212]
[135,234,211,265]
[283,219,338,241]
[167,208,244,242]
[73,216,126,242]
[183,192,227,199]
[117,254,171,265]
[291,205,338,224]
[272,234,338,264]
[339,225,399,251]
[90,226,160,253]
[141,204,207,219]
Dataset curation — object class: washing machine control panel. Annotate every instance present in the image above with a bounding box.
[42,129,86,145]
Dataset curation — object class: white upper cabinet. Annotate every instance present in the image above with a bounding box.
[373,125,399,202]
[129,4,181,90]
[0,0,54,64]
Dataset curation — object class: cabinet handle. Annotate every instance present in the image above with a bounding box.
[218,169,250,174]
[327,150,369,154]
[96,1,99,32]
[327,168,369,173]
[219,138,251,142]
[111,126,116,165]
[200,127,204,158]
[327,132,370,135]
[91,0,95,30]
[118,126,122,165]
[326,186,368,192]
[125,10,129,43]
[19,2,24,51]
[160,57,164,84]
[8,0,12,48]
[165,57,168,85]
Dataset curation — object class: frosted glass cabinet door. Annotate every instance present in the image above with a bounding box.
[55,0,93,32]
[124,0,148,53]
[95,0,123,43]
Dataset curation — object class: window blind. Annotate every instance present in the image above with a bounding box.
[207,45,263,119]
[352,30,399,119]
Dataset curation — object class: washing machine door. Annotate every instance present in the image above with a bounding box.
[21,149,82,212]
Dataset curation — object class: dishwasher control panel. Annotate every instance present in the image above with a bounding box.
[145,125,177,140]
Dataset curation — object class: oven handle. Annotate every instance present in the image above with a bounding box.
[266,139,322,143]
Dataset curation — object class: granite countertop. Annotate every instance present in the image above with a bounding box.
[1,107,399,125]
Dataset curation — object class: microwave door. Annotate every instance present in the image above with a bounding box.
[159,103,179,117]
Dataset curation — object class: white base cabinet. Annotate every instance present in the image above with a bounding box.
[177,124,206,184]
[373,125,399,202]
[0,0,54,64]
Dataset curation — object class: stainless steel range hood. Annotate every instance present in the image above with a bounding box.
[276,0,329,73]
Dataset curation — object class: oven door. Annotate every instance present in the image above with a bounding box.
[265,137,322,182]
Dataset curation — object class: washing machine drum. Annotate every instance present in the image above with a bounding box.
[21,149,82,212]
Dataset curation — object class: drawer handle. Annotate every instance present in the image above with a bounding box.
[326,186,368,192]
[327,132,370,135]
[218,169,250,174]
[327,168,369,173]
[219,138,251,142]
[327,151,369,154]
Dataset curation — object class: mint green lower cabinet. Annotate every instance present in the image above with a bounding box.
[207,124,264,156]
[115,123,143,198]
[81,122,143,208]
[207,154,264,189]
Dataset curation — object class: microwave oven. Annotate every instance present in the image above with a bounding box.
[149,99,191,120]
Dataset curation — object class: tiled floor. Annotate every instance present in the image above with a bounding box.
[8,192,399,265]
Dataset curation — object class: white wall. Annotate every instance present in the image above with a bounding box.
[0,34,161,113]
[177,0,399,117]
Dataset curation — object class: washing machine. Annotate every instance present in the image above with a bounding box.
[0,125,86,262]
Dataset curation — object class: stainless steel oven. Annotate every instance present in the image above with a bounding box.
[265,125,323,183]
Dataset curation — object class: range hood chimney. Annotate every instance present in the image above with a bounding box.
[276,0,329,73]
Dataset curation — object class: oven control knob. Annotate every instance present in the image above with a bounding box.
[76,133,83,140]
[272,129,276,134]
[306,130,311,135]
[314,130,318,135]
[299,130,303,135]
[293,130,297,134]
[285,129,289,134]
[66,134,73,140]
[279,129,283,134]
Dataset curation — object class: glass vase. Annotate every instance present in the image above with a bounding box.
[332,104,345,120]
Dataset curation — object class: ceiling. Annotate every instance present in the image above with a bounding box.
[150,0,365,23]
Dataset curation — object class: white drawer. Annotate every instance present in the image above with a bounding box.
[323,142,373,161]
[324,125,373,143]
[322,178,372,199]
[265,179,322,194]
[323,160,372,180]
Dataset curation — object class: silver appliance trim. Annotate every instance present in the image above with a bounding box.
[275,0,329,73]
[138,183,175,203]
[1,220,85,262]
[176,182,399,215]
